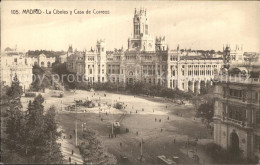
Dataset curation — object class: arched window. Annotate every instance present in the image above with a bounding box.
[41,61,44,66]
[129,71,133,76]
[47,62,51,67]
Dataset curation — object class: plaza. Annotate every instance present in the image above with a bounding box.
[21,89,214,164]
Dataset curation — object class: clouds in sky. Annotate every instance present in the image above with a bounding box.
[2,1,260,52]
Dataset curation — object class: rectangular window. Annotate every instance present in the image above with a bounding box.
[255,136,260,152]
[256,111,260,124]
[229,89,242,99]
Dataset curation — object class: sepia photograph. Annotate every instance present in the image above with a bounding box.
[1,1,260,164]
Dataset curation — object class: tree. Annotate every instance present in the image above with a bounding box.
[41,106,62,164]
[31,65,52,91]
[197,102,214,123]
[24,94,46,163]
[2,75,24,162]
[5,74,25,154]
[24,97,62,163]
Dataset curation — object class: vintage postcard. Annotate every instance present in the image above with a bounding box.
[1,1,260,164]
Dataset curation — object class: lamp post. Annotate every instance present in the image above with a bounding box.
[75,101,78,146]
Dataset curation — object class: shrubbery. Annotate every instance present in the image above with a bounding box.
[205,143,259,164]
[52,63,195,100]
[126,82,194,100]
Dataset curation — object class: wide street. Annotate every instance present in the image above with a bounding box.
[21,90,214,164]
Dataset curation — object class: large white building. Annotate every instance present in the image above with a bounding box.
[30,53,56,67]
[66,8,224,93]
[1,47,56,92]
[213,66,260,160]
[1,53,33,92]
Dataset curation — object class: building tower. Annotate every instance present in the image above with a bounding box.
[155,36,168,51]
[96,39,107,82]
[128,8,154,51]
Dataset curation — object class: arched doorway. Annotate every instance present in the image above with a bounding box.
[230,131,239,154]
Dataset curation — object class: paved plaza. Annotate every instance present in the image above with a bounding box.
[21,90,214,164]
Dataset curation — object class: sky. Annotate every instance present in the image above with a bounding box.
[1,1,260,52]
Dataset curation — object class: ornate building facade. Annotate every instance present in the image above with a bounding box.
[223,44,244,68]
[31,53,56,67]
[1,52,33,92]
[66,8,224,93]
[213,66,260,159]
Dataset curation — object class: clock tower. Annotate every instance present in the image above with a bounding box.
[128,8,155,52]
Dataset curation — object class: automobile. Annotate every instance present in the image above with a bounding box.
[113,121,120,133]
[157,155,176,165]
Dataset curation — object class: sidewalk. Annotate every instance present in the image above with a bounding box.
[57,128,84,164]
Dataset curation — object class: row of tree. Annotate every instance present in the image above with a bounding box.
[1,75,62,163]
[28,50,66,57]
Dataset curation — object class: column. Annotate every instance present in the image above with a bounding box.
[191,81,194,93]
[184,81,189,92]
[197,81,201,94]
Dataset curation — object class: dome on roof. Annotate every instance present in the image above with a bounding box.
[229,67,248,76]
[5,47,13,52]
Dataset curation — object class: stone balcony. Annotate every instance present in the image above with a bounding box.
[214,115,254,129]
[214,75,260,85]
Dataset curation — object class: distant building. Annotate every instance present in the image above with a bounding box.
[213,66,260,159]
[244,52,260,64]
[223,44,244,68]
[57,54,68,63]
[30,53,56,67]
[66,8,226,93]
[1,52,33,92]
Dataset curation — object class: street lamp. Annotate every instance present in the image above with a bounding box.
[75,101,78,146]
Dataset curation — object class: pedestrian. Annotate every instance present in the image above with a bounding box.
[106,112,107,115]
[155,118,157,122]
[161,128,163,132]
[174,139,176,144]
[64,135,66,139]
[120,142,122,147]
[167,116,169,120]
[136,131,138,136]
[136,110,137,113]
[72,150,74,155]
[69,157,71,163]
